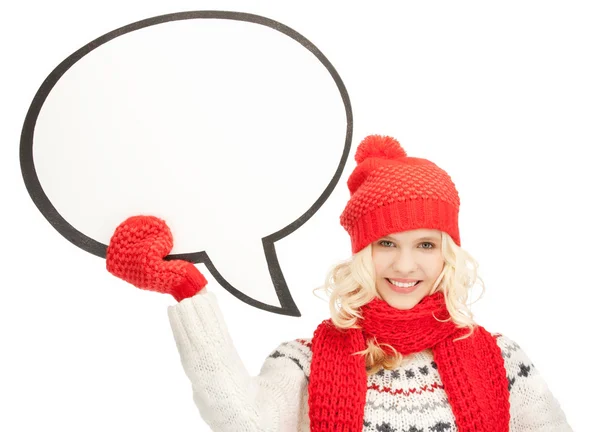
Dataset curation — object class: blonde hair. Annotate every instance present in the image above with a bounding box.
[314,232,485,375]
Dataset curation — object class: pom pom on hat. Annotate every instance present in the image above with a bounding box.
[354,135,408,164]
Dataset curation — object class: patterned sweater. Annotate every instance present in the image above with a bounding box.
[167,291,572,432]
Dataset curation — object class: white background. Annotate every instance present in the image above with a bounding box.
[2,1,598,431]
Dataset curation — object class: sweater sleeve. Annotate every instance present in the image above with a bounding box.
[167,290,309,432]
[495,334,572,432]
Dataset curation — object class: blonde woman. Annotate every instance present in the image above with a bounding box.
[106,135,571,431]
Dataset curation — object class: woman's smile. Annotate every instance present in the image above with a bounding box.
[386,278,422,293]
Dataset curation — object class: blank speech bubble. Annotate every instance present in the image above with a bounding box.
[20,11,352,316]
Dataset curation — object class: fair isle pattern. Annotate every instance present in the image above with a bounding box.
[362,349,458,432]
[494,336,570,431]
[499,338,536,392]
[263,334,570,432]
[267,339,312,381]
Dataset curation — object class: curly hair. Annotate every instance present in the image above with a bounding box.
[314,231,485,375]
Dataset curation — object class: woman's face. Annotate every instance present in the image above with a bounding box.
[371,228,444,310]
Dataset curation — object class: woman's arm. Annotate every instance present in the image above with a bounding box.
[496,334,572,432]
[106,216,309,430]
[168,290,309,432]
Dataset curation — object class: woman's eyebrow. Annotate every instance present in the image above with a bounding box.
[382,236,440,242]
[416,236,440,242]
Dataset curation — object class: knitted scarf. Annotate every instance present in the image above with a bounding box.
[308,292,510,431]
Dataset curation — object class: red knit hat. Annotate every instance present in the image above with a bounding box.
[340,135,461,253]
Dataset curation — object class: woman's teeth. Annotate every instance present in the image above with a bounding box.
[388,279,420,288]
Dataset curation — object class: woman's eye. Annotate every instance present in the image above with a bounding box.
[378,240,435,249]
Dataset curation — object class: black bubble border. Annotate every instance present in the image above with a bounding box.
[20,10,353,316]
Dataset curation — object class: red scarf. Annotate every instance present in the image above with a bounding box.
[308,292,510,431]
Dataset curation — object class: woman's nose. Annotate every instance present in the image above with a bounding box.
[391,250,418,273]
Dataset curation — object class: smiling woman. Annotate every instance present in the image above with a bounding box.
[319,226,482,375]
[304,135,571,431]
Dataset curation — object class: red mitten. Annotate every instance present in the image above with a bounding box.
[106,215,207,301]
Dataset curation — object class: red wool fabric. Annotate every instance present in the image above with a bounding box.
[106,215,207,301]
[308,292,510,432]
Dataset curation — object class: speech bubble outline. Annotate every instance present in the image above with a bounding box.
[20,10,352,317]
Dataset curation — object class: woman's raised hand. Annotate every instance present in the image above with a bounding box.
[106,215,207,301]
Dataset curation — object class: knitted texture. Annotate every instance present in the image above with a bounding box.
[340,135,461,253]
[308,292,510,432]
[168,291,572,431]
[106,215,207,301]
[309,321,368,431]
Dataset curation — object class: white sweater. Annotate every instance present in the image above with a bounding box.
[167,291,572,432]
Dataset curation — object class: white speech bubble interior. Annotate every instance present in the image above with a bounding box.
[33,17,348,308]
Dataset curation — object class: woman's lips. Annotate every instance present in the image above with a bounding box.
[386,278,421,294]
